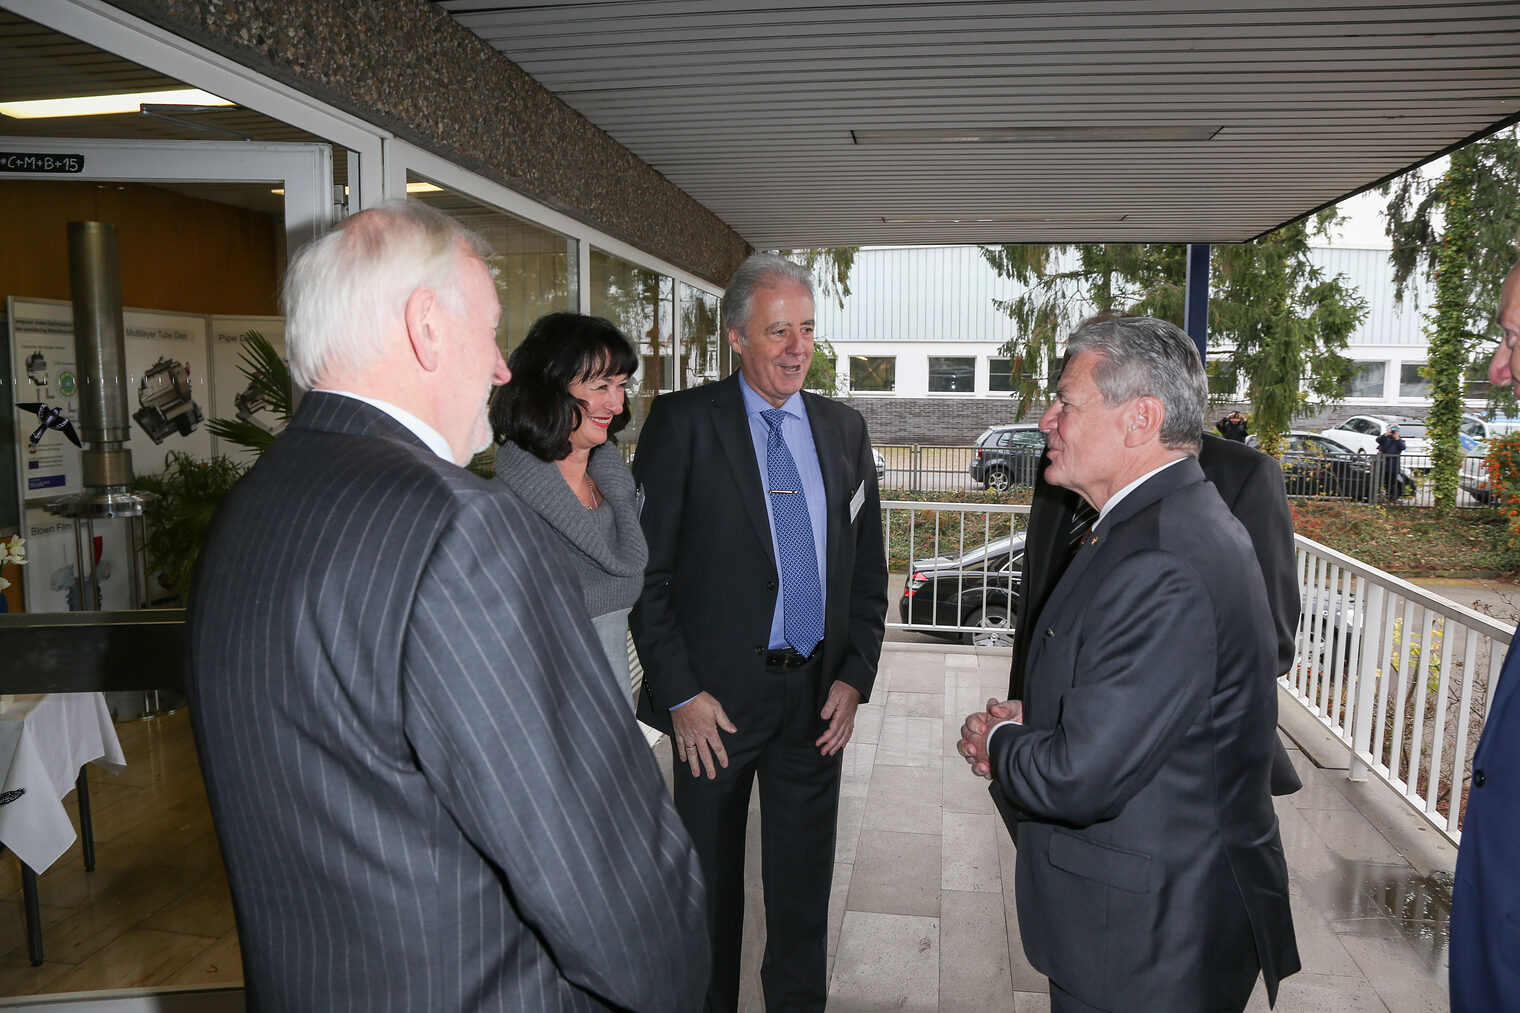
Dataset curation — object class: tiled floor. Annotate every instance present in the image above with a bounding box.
[1,645,1455,1011]
[701,644,1455,1013]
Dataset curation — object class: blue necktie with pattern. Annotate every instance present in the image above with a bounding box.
[762,408,825,656]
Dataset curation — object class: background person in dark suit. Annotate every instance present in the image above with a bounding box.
[188,201,707,1012]
[958,317,1299,1013]
[1450,257,1520,1012]
[1010,432,1304,796]
[631,252,888,1013]
[1218,409,1250,441]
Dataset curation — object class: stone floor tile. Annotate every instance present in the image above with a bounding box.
[942,761,998,816]
[885,689,945,718]
[887,659,953,695]
[851,701,885,745]
[834,794,866,864]
[827,861,852,958]
[861,764,943,834]
[876,713,944,767]
[847,830,942,918]
[1336,931,1449,1013]
[839,742,875,798]
[942,811,1002,893]
[1014,990,1053,1013]
[1242,972,1390,1012]
[1300,807,1411,865]
[939,889,1016,1012]
[827,910,939,1013]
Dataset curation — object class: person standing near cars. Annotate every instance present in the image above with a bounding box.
[1217,409,1250,442]
[1375,424,1406,502]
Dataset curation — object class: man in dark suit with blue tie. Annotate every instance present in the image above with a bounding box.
[632,252,888,1012]
[1450,257,1520,1012]
[957,317,1298,1012]
[188,201,707,1012]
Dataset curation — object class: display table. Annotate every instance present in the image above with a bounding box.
[0,693,126,964]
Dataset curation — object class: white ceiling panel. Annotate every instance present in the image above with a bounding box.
[437,0,1520,247]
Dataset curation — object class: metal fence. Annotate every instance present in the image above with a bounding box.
[881,499,1512,846]
[874,444,1497,509]
[1289,535,1510,845]
[882,499,1029,646]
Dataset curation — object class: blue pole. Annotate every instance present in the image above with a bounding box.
[1183,243,1210,363]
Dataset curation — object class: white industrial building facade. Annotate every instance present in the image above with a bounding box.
[815,243,1460,441]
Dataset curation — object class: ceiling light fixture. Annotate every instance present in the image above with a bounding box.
[852,126,1219,144]
[0,88,234,120]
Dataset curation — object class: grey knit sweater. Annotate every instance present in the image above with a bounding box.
[492,440,648,619]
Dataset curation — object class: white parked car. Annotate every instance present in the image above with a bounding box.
[1320,415,1427,456]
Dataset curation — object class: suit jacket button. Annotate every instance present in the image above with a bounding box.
[753,646,764,655]
[1474,769,1486,787]
[764,579,777,590]
[1045,628,1053,637]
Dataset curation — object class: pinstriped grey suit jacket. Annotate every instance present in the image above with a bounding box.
[188,392,707,1012]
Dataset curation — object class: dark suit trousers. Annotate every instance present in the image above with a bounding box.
[672,658,841,1013]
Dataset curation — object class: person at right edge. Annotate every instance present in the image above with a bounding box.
[958,316,1298,1012]
[1450,256,1520,1013]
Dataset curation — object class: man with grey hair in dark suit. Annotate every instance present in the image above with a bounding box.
[188,200,707,1012]
[957,316,1298,1013]
[633,252,888,1012]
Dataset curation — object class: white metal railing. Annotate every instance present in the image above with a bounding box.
[882,500,1029,646]
[1287,534,1512,845]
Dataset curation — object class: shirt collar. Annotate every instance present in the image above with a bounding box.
[314,389,454,462]
[1095,456,1190,528]
[738,371,807,422]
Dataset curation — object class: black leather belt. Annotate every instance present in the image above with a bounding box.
[764,643,822,669]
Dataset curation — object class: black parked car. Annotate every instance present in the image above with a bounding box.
[899,532,1024,646]
[1253,431,1414,502]
[968,424,1045,491]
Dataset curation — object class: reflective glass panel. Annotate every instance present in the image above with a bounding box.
[406,173,577,357]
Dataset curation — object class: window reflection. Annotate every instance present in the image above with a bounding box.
[680,283,726,387]
[591,249,676,440]
[406,174,577,355]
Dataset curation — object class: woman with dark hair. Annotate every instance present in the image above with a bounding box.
[491,312,647,707]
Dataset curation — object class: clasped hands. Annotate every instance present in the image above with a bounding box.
[956,698,1023,780]
[671,681,862,779]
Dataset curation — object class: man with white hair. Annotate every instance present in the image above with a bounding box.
[188,200,707,1012]
[957,316,1299,1013]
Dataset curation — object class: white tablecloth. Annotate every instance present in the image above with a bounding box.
[0,694,125,872]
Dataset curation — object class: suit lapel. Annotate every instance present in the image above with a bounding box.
[708,375,776,557]
[803,392,846,576]
[1030,458,1207,665]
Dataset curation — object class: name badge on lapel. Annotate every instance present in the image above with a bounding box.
[849,480,866,522]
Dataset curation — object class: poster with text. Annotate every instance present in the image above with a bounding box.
[9,298,213,499]
[9,298,82,501]
[23,507,135,613]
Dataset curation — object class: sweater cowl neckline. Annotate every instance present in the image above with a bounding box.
[493,440,646,578]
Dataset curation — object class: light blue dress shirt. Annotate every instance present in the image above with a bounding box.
[739,374,829,651]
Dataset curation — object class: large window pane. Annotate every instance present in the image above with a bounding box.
[680,282,726,387]
[407,173,576,356]
[1399,362,1431,398]
[928,356,975,393]
[1346,360,1387,398]
[591,249,674,440]
[850,355,895,393]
